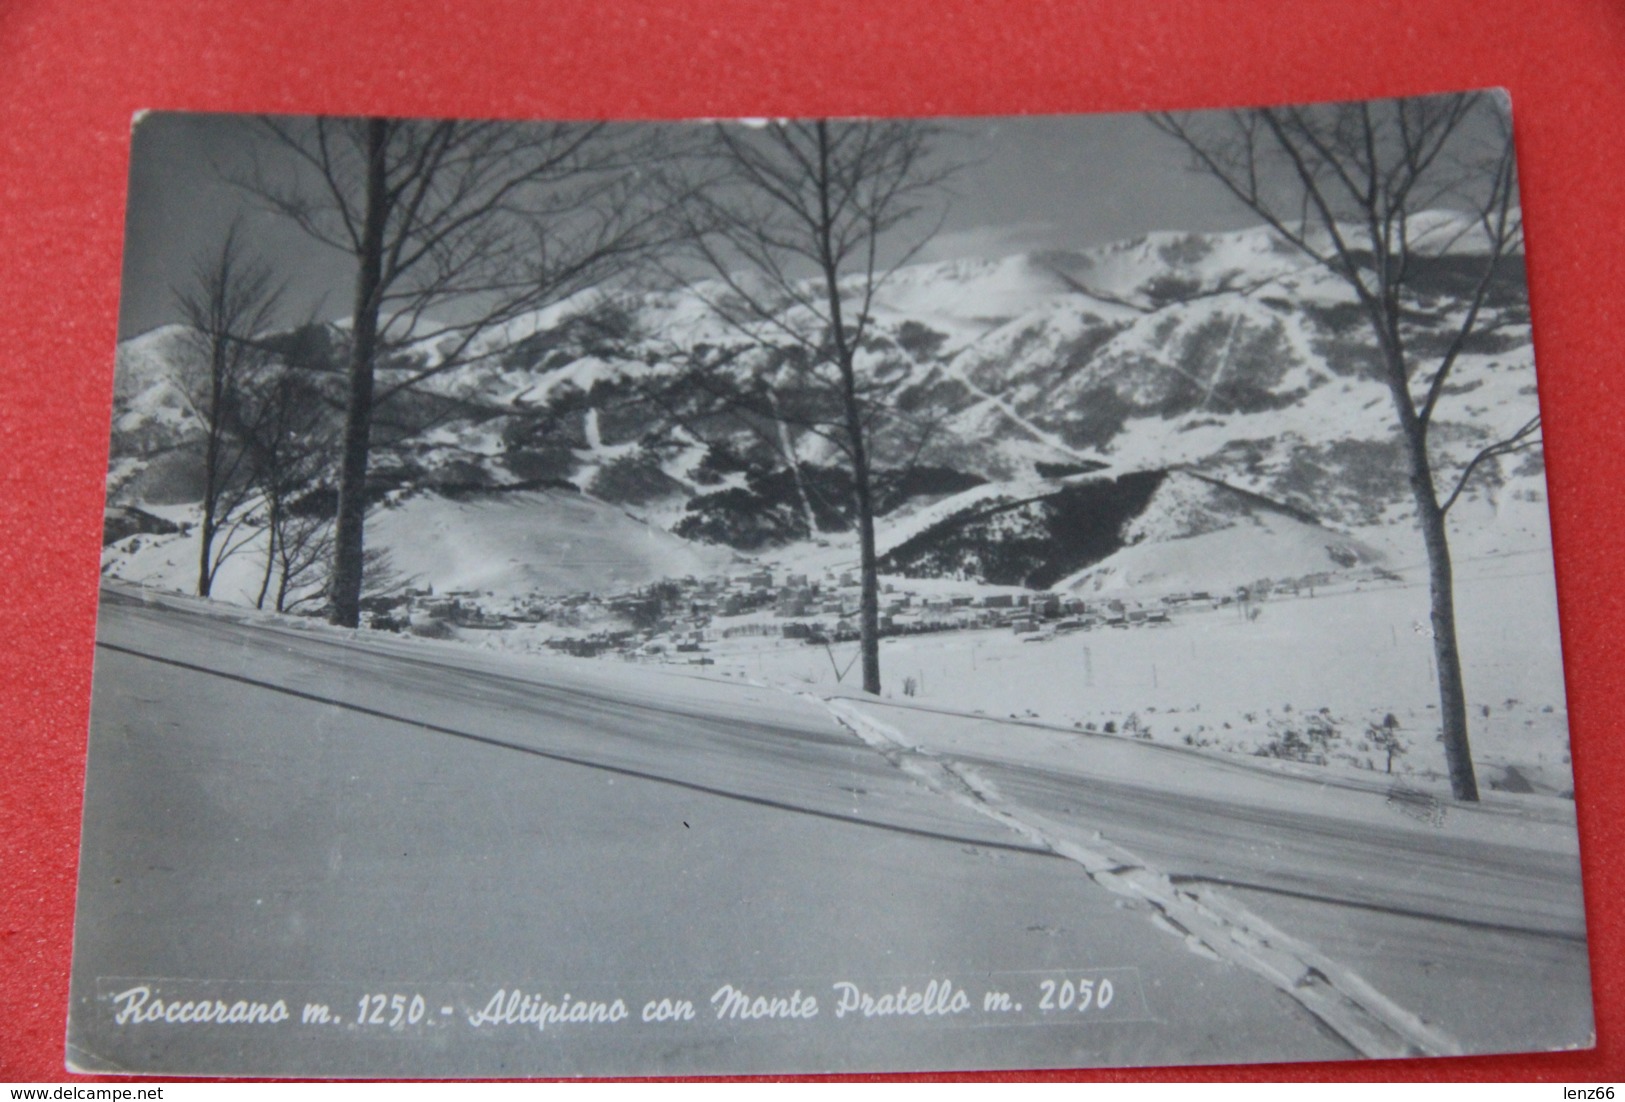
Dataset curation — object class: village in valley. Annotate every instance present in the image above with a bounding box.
[392,559,1389,665]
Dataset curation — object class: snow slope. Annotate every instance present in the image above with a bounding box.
[1062,512,1380,596]
[365,488,733,596]
[1061,470,1385,595]
[102,488,736,604]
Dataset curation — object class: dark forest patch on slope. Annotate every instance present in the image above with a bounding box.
[878,470,1167,588]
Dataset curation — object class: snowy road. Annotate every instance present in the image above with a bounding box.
[67,589,1589,1075]
[826,695,1592,1058]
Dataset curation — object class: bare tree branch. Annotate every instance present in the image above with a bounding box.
[1440,414,1541,516]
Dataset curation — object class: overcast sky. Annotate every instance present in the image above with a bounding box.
[117,103,1509,339]
[115,110,1282,339]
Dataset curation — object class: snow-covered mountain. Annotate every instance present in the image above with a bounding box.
[1057,470,1387,595]
[101,213,1547,602]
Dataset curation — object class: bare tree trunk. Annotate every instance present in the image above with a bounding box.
[853,465,883,696]
[1388,371,1479,801]
[274,516,298,614]
[276,557,290,613]
[274,522,290,614]
[197,500,216,597]
[254,496,278,610]
[839,362,883,695]
[1418,497,1477,801]
[196,347,224,598]
[329,118,389,629]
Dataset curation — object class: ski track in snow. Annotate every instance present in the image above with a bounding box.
[942,353,1097,466]
[812,694,1465,1061]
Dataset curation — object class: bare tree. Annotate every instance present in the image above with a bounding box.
[269,499,334,613]
[1151,93,1529,801]
[670,119,953,695]
[173,224,284,597]
[236,362,336,611]
[238,117,660,626]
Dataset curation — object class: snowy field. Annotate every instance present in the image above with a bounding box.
[607,545,1573,797]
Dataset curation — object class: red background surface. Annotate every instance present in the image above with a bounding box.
[3,0,1622,1083]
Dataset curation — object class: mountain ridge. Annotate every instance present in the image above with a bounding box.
[100,213,1544,604]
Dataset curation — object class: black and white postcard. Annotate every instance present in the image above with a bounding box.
[69,95,1592,1076]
